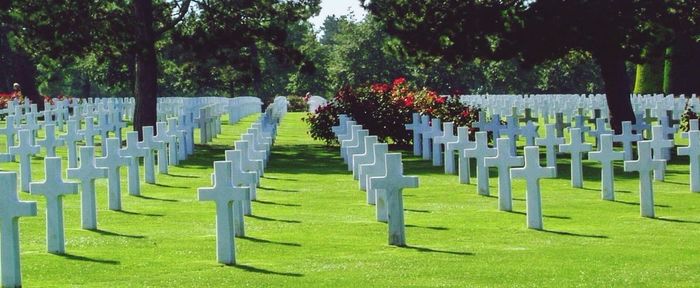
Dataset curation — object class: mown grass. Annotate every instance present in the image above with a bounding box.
[0,112,698,287]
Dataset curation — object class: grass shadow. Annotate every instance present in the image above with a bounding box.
[133,195,179,202]
[247,214,301,224]
[86,228,146,239]
[253,200,300,207]
[403,245,474,256]
[258,186,299,193]
[262,176,298,181]
[56,253,120,265]
[115,210,165,217]
[166,173,199,179]
[404,208,430,213]
[240,236,301,247]
[654,217,700,224]
[150,183,188,189]
[540,229,608,239]
[406,224,449,231]
[614,200,671,208]
[228,263,303,277]
[507,210,571,220]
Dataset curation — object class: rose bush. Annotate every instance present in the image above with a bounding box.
[305,78,481,146]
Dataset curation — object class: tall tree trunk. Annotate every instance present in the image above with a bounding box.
[133,0,158,138]
[664,33,700,95]
[595,53,635,133]
[633,47,665,94]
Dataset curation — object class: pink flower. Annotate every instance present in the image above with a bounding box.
[393,77,406,86]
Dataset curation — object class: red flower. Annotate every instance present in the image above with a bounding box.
[403,95,414,107]
[435,96,446,104]
[371,83,391,94]
[392,77,406,86]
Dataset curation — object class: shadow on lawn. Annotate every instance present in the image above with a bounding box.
[240,236,301,247]
[228,263,303,277]
[150,183,188,189]
[132,194,179,202]
[653,217,700,224]
[57,253,120,265]
[253,199,301,207]
[403,245,474,256]
[258,186,299,193]
[264,144,348,175]
[166,173,199,179]
[539,229,608,239]
[406,224,448,231]
[115,210,165,217]
[613,199,671,208]
[507,210,571,220]
[247,214,301,224]
[86,228,146,239]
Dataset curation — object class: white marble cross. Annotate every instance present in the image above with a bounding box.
[332,114,349,136]
[9,130,40,192]
[405,113,422,156]
[510,146,556,230]
[359,143,389,202]
[677,130,700,193]
[432,122,457,166]
[484,114,503,139]
[139,126,161,184]
[554,112,570,137]
[95,138,130,211]
[421,118,441,160]
[499,115,521,155]
[633,112,651,138]
[464,131,496,195]
[340,125,361,161]
[572,114,591,138]
[624,141,666,218]
[81,117,99,147]
[168,118,186,161]
[337,120,357,143]
[20,113,40,145]
[121,132,150,196]
[352,136,379,179]
[485,138,524,211]
[241,134,268,168]
[29,157,78,254]
[60,120,84,168]
[445,127,474,182]
[559,128,592,188]
[588,118,613,148]
[37,124,64,157]
[613,121,641,161]
[0,115,17,156]
[588,134,625,200]
[345,130,369,170]
[649,125,674,181]
[535,124,564,173]
[225,150,258,213]
[369,153,418,246]
[235,140,264,177]
[520,120,539,146]
[198,161,249,265]
[0,172,37,288]
[154,122,172,172]
[67,146,108,229]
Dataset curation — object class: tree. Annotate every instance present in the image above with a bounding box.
[10,0,319,135]
[364,1,697,131]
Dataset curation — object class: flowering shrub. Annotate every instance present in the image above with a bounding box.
[305,78,480,146]
[681,108,698,132]
[286,95,307,112]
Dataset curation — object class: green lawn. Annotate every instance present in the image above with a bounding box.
[1,112,699,287]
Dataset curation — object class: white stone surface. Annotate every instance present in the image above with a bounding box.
[198,161,249,265]
[9,130,40,192]
[405,113,422,156]
[433,122,457,167]
[510,146,556,230]
[225,150,258,213]
[121,132,150,196]
[139,126,162,184]
[649,125,674,181]
[60,120,84,169]
[535,124,564,172]
[464,131,496,195]
[0,172,37,288]
[29,157,78,254]
[485,138,524,211]
[677,130,700,193]
[154,122,172,173]
[559,128,592,188]
[95,138,129,211]
[352,136,379,180]
[445,127,474,182]
[369,153,418,246]
[613,121,642,161]
[624,141,666,218]
[359,143,389,203]
[67,146,108,229]
[37,124,64,157]
[588,134,624,200]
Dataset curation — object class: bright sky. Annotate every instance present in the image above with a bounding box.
[309,0,367,31]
